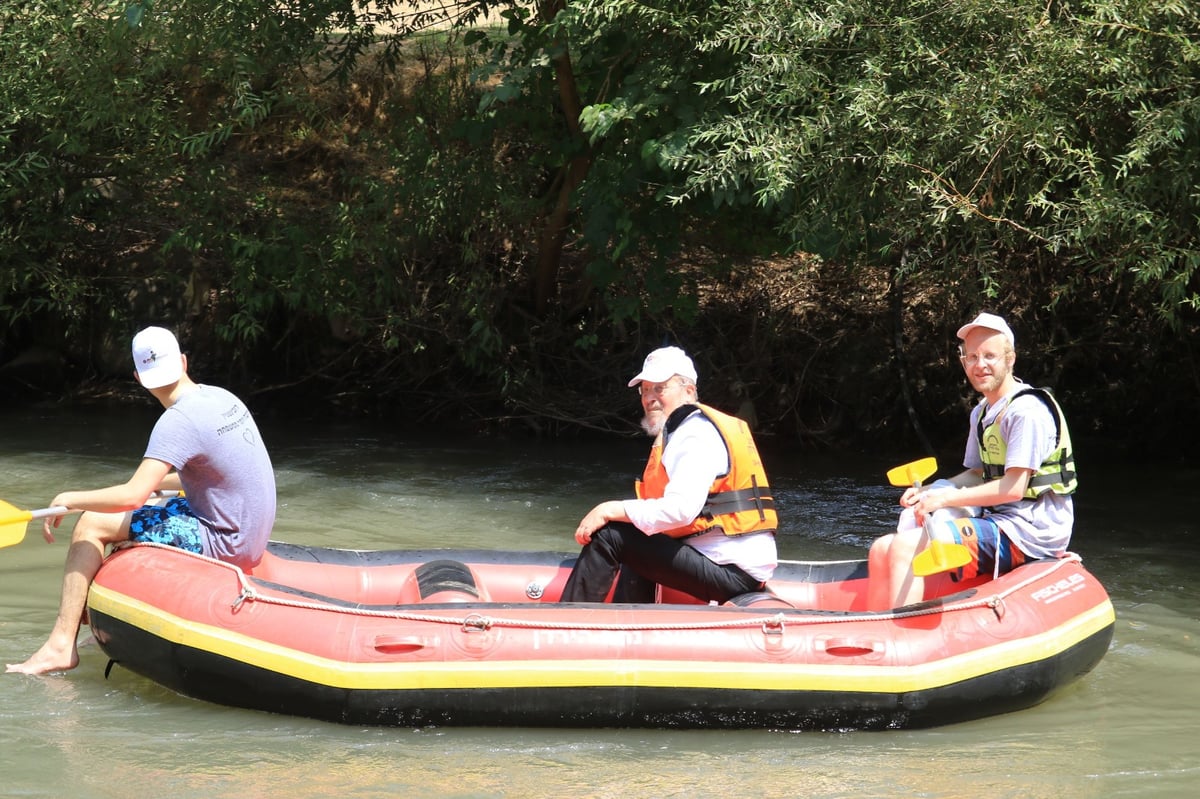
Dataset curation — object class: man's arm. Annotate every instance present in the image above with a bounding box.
[917,467,1032,519]
[627,419,725,534]
[573,500,630,545]
[48,458,174,515]
[41,458,174,543]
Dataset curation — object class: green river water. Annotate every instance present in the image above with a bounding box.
[1,405,1197,798]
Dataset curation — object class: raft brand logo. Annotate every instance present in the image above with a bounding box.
[1031,573,1085,604]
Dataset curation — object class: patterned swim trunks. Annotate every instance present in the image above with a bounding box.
[128,496,204,553]
[928,515,1026,582]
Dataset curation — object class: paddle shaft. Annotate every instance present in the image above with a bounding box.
[0,491,182,549]
[28,506,71,522]
[20,489,180,523]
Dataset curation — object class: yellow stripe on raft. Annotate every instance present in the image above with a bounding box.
[89,583,1115,694]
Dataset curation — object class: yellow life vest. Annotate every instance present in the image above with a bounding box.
[635,403,778,538]
[978,387,1078,498]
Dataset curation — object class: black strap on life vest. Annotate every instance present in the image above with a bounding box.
[664,404,775,521]
[701,476,776,521]
[663,404,701,438]
[978,387,1075,488]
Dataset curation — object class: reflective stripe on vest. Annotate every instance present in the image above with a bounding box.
[635,403,778,537]
[977,387,1078,498]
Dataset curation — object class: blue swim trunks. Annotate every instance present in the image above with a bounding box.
[128,496,204,554]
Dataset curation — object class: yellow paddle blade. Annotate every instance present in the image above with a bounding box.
[885,457,938,487]
[912,540,973,577]
[0,499,34,549]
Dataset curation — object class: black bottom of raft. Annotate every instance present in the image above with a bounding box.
[89,610,1113,731]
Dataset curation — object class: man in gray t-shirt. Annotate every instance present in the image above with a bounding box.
[7,326,276,675]
[143,384,276,566]
[868,313,1076,610]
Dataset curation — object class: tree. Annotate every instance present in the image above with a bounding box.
[652,0,1200,323]
[0,0,334,344]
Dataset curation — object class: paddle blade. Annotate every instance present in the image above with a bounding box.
[0,499,34,549]
[912,540,973,577]
[886,457,938,487]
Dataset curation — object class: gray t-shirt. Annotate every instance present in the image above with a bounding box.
[963,384,1074,559]
[144,384,276,567]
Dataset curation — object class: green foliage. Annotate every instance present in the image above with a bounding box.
[2,0,1197,449]
[643,0,1200,323]
[463,0,780,332]
[0,0,333,347]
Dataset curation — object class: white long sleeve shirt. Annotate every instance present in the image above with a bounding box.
[621,410,777,582]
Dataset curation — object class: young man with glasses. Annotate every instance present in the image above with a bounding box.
[558,346,779,604]
[867,313,1077,610]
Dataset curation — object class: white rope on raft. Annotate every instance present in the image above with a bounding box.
[120,542,1082,633]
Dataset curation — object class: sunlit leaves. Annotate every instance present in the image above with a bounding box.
[583,0,1200,321]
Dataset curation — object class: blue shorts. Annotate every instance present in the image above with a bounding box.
[128,496,205,554]
[928,515,1026,581]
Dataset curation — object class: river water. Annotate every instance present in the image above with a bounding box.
[1,404,1197,798]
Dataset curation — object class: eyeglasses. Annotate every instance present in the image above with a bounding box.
[958,348,1007,367]
[637,379,685,398]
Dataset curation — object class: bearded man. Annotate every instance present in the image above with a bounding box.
[558,346,778,603]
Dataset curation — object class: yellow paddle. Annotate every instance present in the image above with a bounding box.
[912,536,972,577]
[0,499,70,548]
[0,491,183,548]
[885,458,972,577]
[885,457,938,489]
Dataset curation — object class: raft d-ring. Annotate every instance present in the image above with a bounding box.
[231,587,258,612]
[762,614,786,636]
[988,597,1007,621]
[462,613,493,632]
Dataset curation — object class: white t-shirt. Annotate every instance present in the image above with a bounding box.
[963,384,1074,559]
[621,409,778,582]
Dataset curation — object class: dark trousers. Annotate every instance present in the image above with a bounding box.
[558,522,762,603]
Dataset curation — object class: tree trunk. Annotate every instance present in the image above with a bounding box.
[531,0,593,313]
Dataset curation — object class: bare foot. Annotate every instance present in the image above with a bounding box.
[6,641,80,675]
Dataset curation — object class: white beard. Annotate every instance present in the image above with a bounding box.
[640,412,665,437]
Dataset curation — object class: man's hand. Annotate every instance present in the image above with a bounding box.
[574,500,623,545]
[41,493,72,543]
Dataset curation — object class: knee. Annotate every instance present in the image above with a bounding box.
[70,512,102,543]
[589,524,631,550]
[591,525,619,542]
[71,511,127,546]
[886,528,923,562]
[577,525,622,561]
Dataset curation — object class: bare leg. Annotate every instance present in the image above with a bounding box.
[867,534,896,611]
[7,511,130,675]
[887,527,926,608]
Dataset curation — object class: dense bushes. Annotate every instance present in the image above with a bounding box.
[1,1,1196,457]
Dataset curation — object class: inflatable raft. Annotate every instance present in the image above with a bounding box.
[85,542,1114,730]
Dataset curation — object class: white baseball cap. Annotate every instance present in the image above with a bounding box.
[131,326,183,388]
[627,346,698,387]
[956,312,1015,348]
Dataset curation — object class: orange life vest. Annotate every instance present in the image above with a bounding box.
[635,403,778,538]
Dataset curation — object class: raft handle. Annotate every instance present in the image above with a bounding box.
[822,638,882,657]
[373,635,429,654]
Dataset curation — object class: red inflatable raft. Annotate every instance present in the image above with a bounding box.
[86,542,1114,730]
